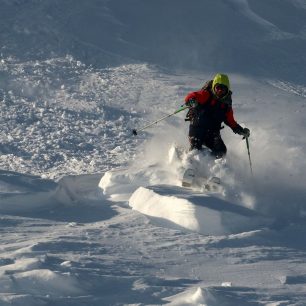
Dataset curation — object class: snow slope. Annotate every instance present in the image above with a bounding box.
[1,0,306,305]
[2,0,306,81]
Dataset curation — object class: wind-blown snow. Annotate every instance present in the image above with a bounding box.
[1,1,306,305]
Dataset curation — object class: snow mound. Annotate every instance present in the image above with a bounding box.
[0,170,105,214]
[0,258,42,274]
[99,157,179,202]
[0,170,57,212]
[129,185,271,235]
[0,257,82,305]
[164,286,258,306]
[55,173,103,204]
[0,268,82,296]
[165,287,207,305]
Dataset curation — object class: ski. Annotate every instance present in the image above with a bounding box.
[182,168,222,193]
[182,168,195,187]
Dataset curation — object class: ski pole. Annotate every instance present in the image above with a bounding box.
[245,136,253,175]
[132,105,189,136]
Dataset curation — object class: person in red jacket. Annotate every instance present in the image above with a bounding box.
[184,73,250,158]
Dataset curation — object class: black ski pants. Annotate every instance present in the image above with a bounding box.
[188,125,227,159]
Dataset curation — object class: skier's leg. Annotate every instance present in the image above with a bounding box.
[189,136,202,151]
[188,125,203,151]
[203,132,227,159]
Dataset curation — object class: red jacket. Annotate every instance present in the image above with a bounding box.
[185,89,239,131]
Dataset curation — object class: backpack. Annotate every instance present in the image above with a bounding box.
[201,79,213,91]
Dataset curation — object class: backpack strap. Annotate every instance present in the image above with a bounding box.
[221,91,233,107]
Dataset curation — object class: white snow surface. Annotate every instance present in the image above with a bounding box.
[1,1,306,305]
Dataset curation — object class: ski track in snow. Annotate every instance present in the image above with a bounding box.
[1,1,306,305]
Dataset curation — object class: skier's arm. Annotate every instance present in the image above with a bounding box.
[224,107,243,132]
[225,108,250,136]
[185,90,210,105]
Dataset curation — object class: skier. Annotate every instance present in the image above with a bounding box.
[184,73,250,158]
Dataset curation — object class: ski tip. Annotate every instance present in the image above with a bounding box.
[182,182,192,188]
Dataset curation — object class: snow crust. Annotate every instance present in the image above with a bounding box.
[129,185,270,235]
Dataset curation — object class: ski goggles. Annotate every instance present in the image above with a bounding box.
[214,84,228,93]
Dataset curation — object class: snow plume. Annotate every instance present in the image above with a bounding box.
[246,128,306,219]
[224,78,306,220]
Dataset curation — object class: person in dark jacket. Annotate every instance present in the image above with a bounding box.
[184,73,250,158]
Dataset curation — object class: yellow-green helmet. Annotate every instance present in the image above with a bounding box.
[212,73,230,96]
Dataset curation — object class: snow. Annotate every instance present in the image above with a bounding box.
[129,185,271,236]
[1,0,306,305]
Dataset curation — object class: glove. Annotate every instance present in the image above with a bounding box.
[240,127,250,138]
[186,98,198,108]
[234,126,250,138]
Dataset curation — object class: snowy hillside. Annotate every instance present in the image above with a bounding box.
[1,0,306,305]
[2,0,306,80]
